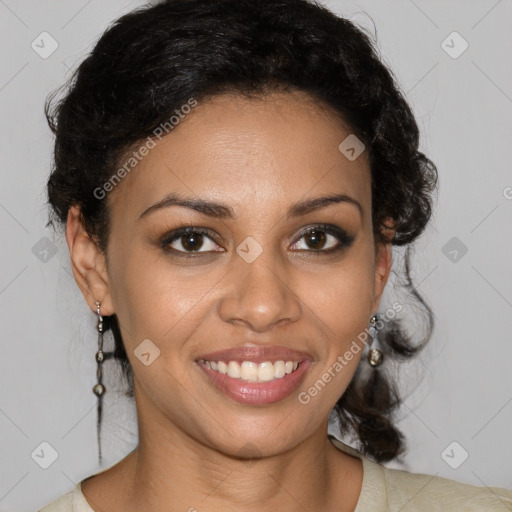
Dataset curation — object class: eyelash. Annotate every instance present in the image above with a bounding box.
[160,223,355,259]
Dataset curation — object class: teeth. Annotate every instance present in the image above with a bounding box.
[258,361,274,382]
[241,361,258,381]
[274,360,286,378]
[201,359,301,382]
[227,361,241,378]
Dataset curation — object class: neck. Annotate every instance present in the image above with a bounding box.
[118,422,361,512]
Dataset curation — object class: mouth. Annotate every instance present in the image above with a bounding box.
[195,345,313,405]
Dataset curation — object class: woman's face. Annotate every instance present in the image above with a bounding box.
[70,90,394,457]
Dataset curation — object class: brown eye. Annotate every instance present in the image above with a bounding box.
[161,228,222,255]
[290,224,355,254]
[179,232,205,251]
[303,229,327,250]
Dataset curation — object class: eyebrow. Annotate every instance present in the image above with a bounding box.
[138,192,363,221]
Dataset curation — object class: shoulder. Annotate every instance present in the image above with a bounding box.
[38,487,75,512]
[38,483,93,512]
[329,435,512,511]
[380,462,512,511]
[38,454,129,512]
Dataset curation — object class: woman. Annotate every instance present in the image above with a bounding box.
[38,0,512,510]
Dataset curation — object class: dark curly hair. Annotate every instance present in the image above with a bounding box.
[45,0,438,463]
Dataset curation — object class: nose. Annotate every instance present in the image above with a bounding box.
[217,242,303,333]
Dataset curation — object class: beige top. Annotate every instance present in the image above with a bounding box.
[38,435,512,511]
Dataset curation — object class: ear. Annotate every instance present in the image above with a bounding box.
[65,205,115,316]
[370,217,396,315]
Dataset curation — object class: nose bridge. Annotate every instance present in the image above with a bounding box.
[218,236,302,332]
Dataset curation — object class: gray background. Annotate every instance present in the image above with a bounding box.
[0,1,511,510]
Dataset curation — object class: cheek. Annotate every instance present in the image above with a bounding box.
[109,241,221,362]
[297,264,375,407]
[304,252,375,338]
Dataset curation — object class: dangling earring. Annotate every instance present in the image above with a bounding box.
[93,301,107,464]
[367,314,383,367]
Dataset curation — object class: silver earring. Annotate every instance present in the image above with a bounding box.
[93,301,109,464]
[367,314,383,367]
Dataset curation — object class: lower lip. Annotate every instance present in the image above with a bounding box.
[196,360,311,405]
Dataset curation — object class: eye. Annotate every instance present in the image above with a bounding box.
[160,223,355,258]
[290,224,355,254]
[161,227,223,255]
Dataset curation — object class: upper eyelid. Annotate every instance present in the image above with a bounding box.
[165,227,221,243]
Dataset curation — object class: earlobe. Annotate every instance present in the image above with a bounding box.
[66,205,114,315]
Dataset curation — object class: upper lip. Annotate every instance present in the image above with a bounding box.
[196,344,313,364]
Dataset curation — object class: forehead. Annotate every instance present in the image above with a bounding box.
[107,91,371,226]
